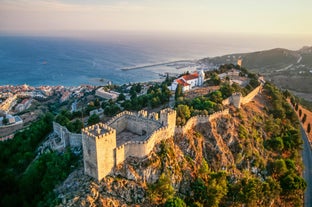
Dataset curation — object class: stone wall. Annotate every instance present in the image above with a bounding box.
[222,85,262,108]
[82,108,176,180]
[175,109,230,135]
[108,114,161,136]
[114,109,176,166]
[53,122,82,149]
[240,85,262,105]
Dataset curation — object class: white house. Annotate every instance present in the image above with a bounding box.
[170,70,205,92]
[95,88,120,100]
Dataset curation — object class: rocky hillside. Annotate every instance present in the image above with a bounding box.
[55,84,305,207]
[199,46,312,102]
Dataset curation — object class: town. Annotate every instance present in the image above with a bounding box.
[1,62,311,207]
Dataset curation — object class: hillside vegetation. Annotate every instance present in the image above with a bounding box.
[55,83,306,207]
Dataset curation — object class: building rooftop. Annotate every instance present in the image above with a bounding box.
[182,72,199,81]
[176,79,190,86]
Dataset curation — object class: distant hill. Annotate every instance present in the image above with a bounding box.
[199,46,312,102]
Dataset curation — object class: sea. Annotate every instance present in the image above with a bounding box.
[0,32,309,86]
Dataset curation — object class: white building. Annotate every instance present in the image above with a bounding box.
[170,70,205,92]
[95,87,120,100]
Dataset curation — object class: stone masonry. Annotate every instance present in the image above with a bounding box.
[82,108,176,181]
[81,84,262,181]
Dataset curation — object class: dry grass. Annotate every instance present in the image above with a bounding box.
[184,86,219,99]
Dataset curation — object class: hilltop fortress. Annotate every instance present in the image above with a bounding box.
[82,108,176,181]
[77,84,263,181]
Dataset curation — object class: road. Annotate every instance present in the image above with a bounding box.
[301,126,312,207]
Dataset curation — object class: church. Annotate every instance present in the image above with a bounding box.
[170,69,205,92]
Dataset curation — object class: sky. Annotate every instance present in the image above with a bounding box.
[0,0,312,37]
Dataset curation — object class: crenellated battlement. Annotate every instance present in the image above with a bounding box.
[82,108,176,181]
[82,122,115,139]
[82,82,263,181]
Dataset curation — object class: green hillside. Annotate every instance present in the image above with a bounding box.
[199,46,312,102]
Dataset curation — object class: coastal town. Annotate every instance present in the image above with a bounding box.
[1,62,312,207]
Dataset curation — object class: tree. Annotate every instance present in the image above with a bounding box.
[148,173,175,204]
[94,98,100,107]
[117,93,126,101]
[280,172,307,194]
[302,114,307,123]
[175,84,183,100]
[87,114,100,126]
[290,97,295,106]
[206,171,228,207]
[295,103,299,111]
[308,123,311,133]
[165,197,186,207]
[268,159,288,178]
[2,117,8,125]
[208,73,221,86]
[176,105,191,126]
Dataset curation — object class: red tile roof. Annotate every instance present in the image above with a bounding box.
[182,72,199,81]
[176,79,190,86]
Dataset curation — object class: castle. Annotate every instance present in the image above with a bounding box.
[80,83,262,181]
[82,108,176,181]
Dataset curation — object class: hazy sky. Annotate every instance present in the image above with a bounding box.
[0,0,311,36]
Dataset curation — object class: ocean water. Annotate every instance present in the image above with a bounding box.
[0,33,309,86]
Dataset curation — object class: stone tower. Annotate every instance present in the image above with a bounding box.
[198,69,205,86]
[231,93,242,108]
[237,58,242,67]
[159,108,176,136]
[82,123,116,181]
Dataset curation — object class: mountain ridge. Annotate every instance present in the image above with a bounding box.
[198,46,312,102]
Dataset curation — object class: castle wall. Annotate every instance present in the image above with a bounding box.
[222,97,230,106]
[53,122,82,150]
[240,85,262,105]
[125,116,160,135]
[175,109,229,135]
[115,125,174,166]
[114,109,176,166]
[107,111,161,136]
[222,85,262,108]
[108,116,127,134]
[115,145,125,166]
[69,133,83,148]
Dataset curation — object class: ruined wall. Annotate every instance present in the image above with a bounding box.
[240,85,262,105]
[53,122,82,149]
[222,85,262,108]
[175,109,230,135]
[222,97,230,106]
[69,133,83,148]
